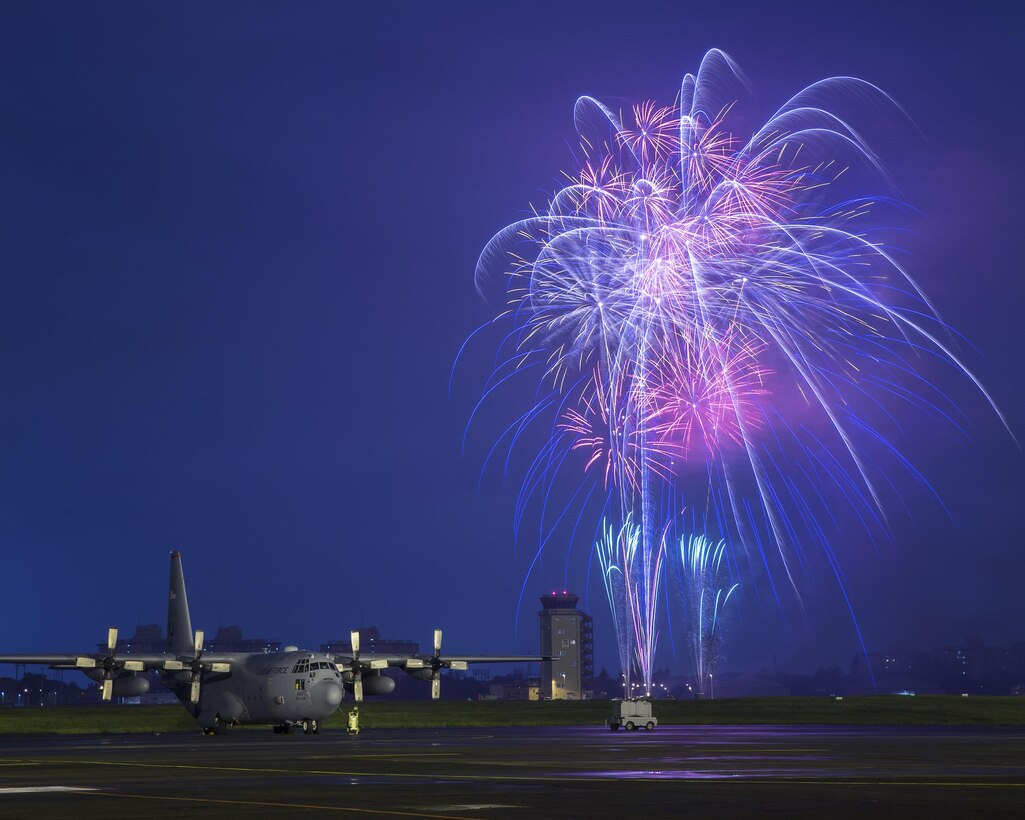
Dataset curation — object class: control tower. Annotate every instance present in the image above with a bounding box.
[539,591,593,699]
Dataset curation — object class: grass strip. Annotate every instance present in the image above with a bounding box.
[0,695,1022,735]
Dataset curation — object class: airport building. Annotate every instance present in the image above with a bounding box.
[98,624,166,654]
[539,591,593,699]
[98,624,281,655]
[320,626,419,656]
[205,626,282,654]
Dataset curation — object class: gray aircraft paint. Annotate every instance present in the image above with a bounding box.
[0,552,547,734]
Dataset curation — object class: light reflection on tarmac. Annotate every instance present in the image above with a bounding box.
[0,724,1023,818]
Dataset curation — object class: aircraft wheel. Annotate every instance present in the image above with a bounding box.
[302,719,312,736]
[311,720,319,735]
[625,721,635,731]
[645,721,655,731]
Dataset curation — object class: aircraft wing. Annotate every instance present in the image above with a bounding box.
[329,653,411,671]
[0,652,234,671]
[0,654,95,667]
[329,629,548,701]
[0,653,168,670]
[437,656,549,664]
[330,653,545,671]
[329,650,547,701]
[0,648,235,704]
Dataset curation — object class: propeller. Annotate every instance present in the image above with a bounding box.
[159,629,229,704]
[73,628,152,701]
[340,629,390,702]
[418,629,467,699]
[430,629,442,700]
[100,627,118,701]
[188,629,204,703]
[350,630,363,703]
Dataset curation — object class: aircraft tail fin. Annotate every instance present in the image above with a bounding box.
[167,551,195,654]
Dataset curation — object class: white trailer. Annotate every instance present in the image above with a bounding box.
[609,698,658,730]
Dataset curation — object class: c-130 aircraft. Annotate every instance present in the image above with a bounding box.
[0,552,546,734]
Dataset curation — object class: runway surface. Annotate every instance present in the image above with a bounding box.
[0,724,1023,818]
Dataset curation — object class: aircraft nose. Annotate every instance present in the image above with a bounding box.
[312,679,343,711]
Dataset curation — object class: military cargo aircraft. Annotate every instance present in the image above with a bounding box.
[0,552,545,734]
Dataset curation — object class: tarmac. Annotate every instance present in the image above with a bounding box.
[0,724,1023,818]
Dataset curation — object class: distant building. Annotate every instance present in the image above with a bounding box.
[539,591,593,700]
[100,624,281,655]
[320,626,419,656]
[205,626,281,654]
[856,637,1025,695]
[488,682,540,701]
[932,636,1025,681]
[864,647,936,679]
[98,624,166,654]
[711,672,790,698]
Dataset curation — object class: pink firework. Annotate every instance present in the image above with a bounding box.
[641,329,770,462]
[559,367,676,491]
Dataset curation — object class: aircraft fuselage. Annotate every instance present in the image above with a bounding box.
[165,650,345,731]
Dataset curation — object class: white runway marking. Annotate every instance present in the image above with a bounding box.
[0,786,98,795]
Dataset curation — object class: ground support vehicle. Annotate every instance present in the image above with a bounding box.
[609,698,658,730]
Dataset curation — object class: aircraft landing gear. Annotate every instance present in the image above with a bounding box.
[203,717,227,736]
[271,720,318,735]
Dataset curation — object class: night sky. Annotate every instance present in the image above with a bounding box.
[1,2,1022,675]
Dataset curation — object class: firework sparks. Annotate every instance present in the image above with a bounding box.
[470,49,1008,693]
[676,534,740,695]
[596,516,666,694]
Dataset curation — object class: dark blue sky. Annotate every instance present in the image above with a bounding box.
[1,2,1022,673]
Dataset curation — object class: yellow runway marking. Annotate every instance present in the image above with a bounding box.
[661,748,829,753]
[9,758,556,782]
[78,790,484,818]
[306,754,460,759]
[4,758,1023,789]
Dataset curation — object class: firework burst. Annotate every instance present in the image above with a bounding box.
[469,49,1009,692]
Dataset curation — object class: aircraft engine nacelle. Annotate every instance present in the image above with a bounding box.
[81,670,151,697]
[343,671,395,697]
[406,668,433,682]
[111,674,151,697]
